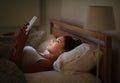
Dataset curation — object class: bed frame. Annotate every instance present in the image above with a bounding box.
[50,18,112,83]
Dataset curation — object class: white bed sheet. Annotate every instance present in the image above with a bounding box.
[24,71,101,83]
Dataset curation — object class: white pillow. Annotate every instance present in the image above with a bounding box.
[53,43,102,74]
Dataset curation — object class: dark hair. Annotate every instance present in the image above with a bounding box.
[63,36,82,51]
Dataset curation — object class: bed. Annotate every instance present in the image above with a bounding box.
[24,18,112,83]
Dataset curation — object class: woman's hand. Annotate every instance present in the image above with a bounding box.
[15,22,30,50]
[13,22,30,68]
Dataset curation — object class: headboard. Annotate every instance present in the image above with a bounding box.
[50,18,112,83]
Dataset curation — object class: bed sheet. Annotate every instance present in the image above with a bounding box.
[24,71,101,83]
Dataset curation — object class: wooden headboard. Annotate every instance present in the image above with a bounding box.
[50,18,112,83]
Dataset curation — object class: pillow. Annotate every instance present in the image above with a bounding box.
[53,43,102,74]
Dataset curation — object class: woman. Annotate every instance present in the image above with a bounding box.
[12,23,81,73]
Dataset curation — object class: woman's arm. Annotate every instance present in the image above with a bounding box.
[12,23,29,68]
[22,59,53,73]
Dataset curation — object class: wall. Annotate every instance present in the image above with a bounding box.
[45,0,61,25]
[44,0,120,83]
[0,0,40,33]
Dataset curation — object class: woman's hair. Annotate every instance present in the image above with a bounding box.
[63,36,82,51]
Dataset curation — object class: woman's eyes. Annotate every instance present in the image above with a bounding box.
[55,39,60,43]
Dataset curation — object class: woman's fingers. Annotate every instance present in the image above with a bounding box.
[24,22,29,29]
[20,22,29,30]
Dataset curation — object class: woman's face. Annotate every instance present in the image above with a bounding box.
[47,36,65,55]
